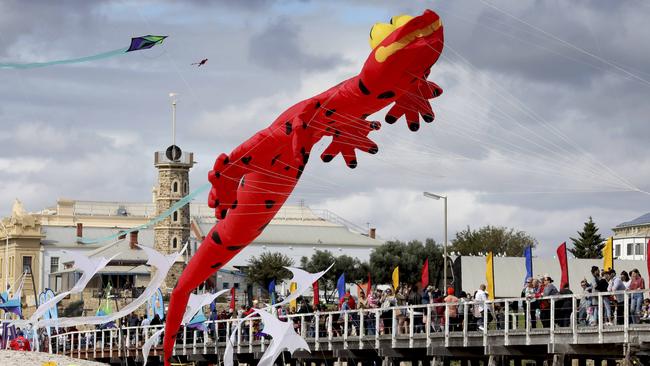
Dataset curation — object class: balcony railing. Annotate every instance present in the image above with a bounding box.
[41,288,650,360]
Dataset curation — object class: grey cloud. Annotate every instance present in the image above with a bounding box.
[248,18,347,71]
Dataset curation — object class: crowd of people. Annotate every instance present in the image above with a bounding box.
[4,265,650,353]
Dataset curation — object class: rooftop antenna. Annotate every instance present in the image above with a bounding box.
[170,92,178,147]
[166,93,182,161]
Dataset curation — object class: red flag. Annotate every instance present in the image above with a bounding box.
[229,287,236,311]
[557,242,569,289]
[646,239,650,285]
[366,273,372,296]
[421,258,429,289]
[312,281,319,307]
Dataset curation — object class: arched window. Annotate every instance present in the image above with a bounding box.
[183,181,189,194]
[172,237,178,249]
[172,181,179,193]
[173,211,178,222]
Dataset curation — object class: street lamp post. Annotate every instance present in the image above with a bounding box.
[423,192,447,290]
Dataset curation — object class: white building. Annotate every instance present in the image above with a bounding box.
[612,212,650,260]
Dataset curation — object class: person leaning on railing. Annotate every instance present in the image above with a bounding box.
[629,269,646,324]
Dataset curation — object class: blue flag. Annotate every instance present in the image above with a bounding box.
[337,273,346,301]
[268,279,276,305]
[524,246,533,284]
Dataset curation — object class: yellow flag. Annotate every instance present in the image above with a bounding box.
[392,266,399,290]
[289,282,297,311]
[486,252,495,300]
[603,237,614,271]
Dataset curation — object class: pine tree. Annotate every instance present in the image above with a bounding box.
[569,217,604,258]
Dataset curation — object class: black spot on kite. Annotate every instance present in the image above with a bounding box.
[322,154,334,163]
[220,209,228,218]
[258,222,270,232]
[296,165,304,179]
[231,200,238,209]
[358,79,371,95]
[315,101,321,109]
[334,130,341,137]
[377,91,395,99]
[409,122,420,131]
[348,159,358,169]
[422,114,434,122]
[214,199,220,207]
[302,121,308,129]
[284,165,290,171]
[211,231,222,244]
[370,121,381,130]
[271,154,281,166]
[223,156,230,165]
[227,245,245,251]
[325,109,335,117]
[265,200,275,209]
[241,156,252,165]
[368,145,379,154]
[385,115,397,124]
[210,262,223,269]
[285,121,293,135]
[327,121,336,124]
[361,114,370,119]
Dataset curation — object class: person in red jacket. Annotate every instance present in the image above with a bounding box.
[9,330,31,351]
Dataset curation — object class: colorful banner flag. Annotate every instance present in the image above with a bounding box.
[392,266,399,290]
[337,273,346,301]
[289,282,297,311]
[486,252,495,300]
[421,258,429,289]
[524,246,533,284]
[229,287,236,311]
[268,279,276,305]
[556,242,569,289]
[313,281,319,307]
[603,237,614,271]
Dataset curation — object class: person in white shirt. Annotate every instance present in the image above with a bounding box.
[474,284,488,330]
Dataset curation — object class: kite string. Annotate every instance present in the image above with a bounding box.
[438,41,640,192]
[475,0,650,88]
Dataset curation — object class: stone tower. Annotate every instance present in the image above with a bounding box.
[153,94,195,290]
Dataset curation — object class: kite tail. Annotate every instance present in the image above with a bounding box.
[0,47,128,69]
[163,165,299,365]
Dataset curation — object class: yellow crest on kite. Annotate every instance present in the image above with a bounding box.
[369,14,415,49]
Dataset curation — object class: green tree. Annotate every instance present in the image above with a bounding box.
[246,252,294,289]
[450,225,537,256]
[569,216,604,258]
[369,239,443,287]
[301,250,368,302]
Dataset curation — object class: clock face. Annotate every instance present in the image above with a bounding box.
[166,145,182,161]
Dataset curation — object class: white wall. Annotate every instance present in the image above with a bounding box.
[460,256,649,298]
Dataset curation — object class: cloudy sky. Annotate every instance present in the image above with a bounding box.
[1,0,649,257]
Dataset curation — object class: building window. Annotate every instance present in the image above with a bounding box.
[234,283,240,289]
[23,256,32,274]
[172,181,179,193]
[636,243,643,255]
[223,282,230,289]
[183,181,188,194]
[627,243,633,256]
[615,244,621,257]
[173,211,178,222]
[50,257,59,274]
[172,237,178,249]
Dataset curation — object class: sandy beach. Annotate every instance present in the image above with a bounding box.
[0,350,108,365]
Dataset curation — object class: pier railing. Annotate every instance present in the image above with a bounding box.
[46,288,650,360]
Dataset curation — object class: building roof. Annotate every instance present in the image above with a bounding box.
[616,212,650,228]
[195,219,383,247]
[41,226,154,248]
